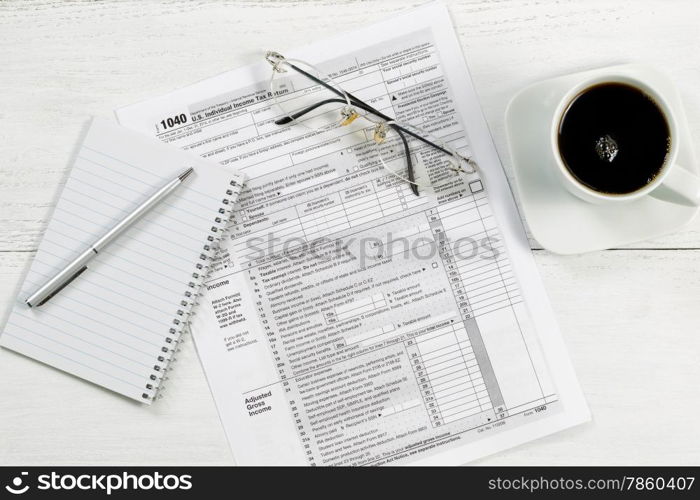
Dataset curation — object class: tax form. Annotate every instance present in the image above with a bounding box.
[117,2,589,465]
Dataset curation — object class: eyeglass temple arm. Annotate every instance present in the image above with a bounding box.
[274,98,375,125]
[286,62,453,157]
[394,128,419,196]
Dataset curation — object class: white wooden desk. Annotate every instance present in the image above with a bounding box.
[1,0,699,465]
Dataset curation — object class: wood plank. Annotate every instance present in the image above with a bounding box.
[2,248,699,464]
[1,0,699,251]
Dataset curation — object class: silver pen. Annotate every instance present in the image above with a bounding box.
[25,167,195,308]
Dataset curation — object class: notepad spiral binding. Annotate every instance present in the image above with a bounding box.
[143,178,243,402]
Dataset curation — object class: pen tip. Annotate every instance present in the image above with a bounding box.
[179,167,194,181]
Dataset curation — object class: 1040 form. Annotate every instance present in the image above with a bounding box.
[117,3,589,465]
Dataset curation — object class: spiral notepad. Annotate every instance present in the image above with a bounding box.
[0,118,245,403]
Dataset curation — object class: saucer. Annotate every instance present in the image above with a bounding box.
[505,64,699,254]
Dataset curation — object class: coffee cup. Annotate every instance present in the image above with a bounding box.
[550,74,700,206]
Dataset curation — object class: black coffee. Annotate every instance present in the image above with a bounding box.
[557,82,670,194]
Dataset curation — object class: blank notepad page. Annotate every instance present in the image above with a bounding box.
[0,118,244,403]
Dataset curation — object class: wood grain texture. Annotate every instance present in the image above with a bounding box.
[1,0,699,465]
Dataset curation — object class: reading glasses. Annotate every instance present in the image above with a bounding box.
[265,51,478,196]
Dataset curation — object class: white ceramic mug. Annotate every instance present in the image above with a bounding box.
[550,74,700,206]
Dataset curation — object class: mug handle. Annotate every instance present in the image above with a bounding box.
[649,165,700,207]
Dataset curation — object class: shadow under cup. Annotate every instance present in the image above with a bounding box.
[556,81,672,196]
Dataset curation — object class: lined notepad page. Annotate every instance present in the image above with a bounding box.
[0,118,244,403]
